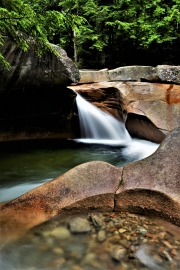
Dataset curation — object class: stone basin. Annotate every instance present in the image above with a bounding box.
[0,127,180,246]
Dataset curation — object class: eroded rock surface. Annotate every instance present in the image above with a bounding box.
[73,82,180,136]
[0,162,122,243]
[125,113,166,143]
[116,126,180,225]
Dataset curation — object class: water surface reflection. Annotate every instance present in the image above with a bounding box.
[0,139,158,203]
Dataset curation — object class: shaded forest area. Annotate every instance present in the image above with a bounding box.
[0,0,180,68]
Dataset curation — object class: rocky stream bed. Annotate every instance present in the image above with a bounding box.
[1,211,180,270]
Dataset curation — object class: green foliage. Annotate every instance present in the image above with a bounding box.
[0,0,59,68]
[0,0,180,68]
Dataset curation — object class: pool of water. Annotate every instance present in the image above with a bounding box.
[0,211,180,270]
[0,138,159,204]
[1,138,180,270]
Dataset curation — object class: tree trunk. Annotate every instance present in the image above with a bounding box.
[73,30,78,63]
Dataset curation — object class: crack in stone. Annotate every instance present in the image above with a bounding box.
[132,107,146,116]
[157,127,170,132]
[113,167,124,212]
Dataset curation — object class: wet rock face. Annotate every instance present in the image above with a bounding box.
[0,38,80,141]
[69,84,125,122]
[74,82,180,137]
[122,82,180,133]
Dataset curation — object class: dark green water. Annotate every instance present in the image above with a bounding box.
[1,139,180,270]
[0,138,159,203]
[0,139,130,203]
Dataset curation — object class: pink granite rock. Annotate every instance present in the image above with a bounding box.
[115,126,180,226]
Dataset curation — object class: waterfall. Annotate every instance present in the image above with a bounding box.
[75,94,131,145]
[74,94,159,160]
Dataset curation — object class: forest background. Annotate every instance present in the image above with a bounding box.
[0,0,180,69]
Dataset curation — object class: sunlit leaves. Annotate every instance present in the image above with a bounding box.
[0,0,179,67]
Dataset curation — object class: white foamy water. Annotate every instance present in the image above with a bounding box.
[76,94,131,142]
[135,245,165,270]
[75,94,159,160]
[121,138,159,162]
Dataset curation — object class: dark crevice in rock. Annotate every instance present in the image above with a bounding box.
[125,113,165,143]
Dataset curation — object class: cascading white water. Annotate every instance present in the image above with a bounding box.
[76,94,131,145]
[75,94,159,159]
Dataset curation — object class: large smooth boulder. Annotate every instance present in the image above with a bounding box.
[0,38,80,141]
[115,126,180,225]
[108,66,157,82]
[0,37,79,90]
[0,162,122,243]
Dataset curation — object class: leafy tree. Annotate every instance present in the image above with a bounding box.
[0,0,61,68]
[0,0,179,68]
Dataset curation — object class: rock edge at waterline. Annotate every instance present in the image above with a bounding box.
[0,127,180,244]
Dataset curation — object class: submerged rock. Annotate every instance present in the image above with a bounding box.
[69,217,91,233]
[111,246,127,262]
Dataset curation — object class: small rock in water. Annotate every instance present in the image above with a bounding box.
[97,230,106,242]
[82,253,101,269]
[50,226,70,239]
[111,246,127,262]
[106,221,115,229]
[136,226,148,235]
[90,214,104,228]
[118,228,127,233]
[53,247,64,255]
[69,217,91,233]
